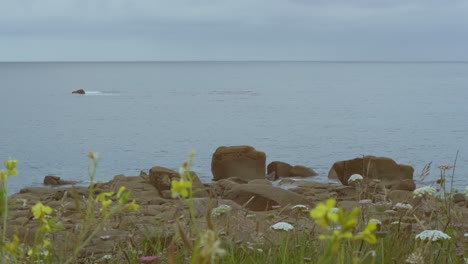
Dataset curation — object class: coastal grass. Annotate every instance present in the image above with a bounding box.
[1,153,468,263]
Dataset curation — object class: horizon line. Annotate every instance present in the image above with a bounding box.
[1,59,468,63]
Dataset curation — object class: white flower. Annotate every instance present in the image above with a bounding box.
[271,222,294,231]
[348,174,364,184]
[464,186,468,197]
[394,202,413,210]
[211,204,232,217]
[415,230,451,241]
[100,235,111,241]
[331,207,339,213]
[464,233,468,237]
[102,255,112,260]
[291,204,309,211]
[359,199,373,205]
[369,218,381,225]
[464,257,468,264]
[390,221,400,225]
[199,230,226,262]
[406,252,424,263]
[413,186,437,198]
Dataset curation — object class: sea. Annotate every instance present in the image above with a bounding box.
[1,61,467,194]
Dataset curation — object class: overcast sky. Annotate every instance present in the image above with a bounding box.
[1,0,468,61]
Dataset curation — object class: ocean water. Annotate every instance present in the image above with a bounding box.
[1,61,467,194]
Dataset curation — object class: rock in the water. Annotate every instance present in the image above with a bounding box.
[211,145,266,181]
[267,161,292,179]
[328,156,415,191]
[72,89,85,94]
[43,175,76,186]
[290,165,318,177]
[223,184,309,211]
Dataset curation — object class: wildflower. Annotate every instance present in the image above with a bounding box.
[406,251,424,263]
[319,229,353,242]
[125,200,139,211]
[464,233,468,237]
[354,222,377,244]
[271,222,294,231]
[330,207,339,213]
[4,234,20,255]
[102,254,112,260]
[310,198,339,228]
[100,235,111,241]
[96,191,114,215]
[211,204,232,217]
[87,151,99,161]
[413,186,437,198]
[170,178,192,198]
[139,255,160,262]
[438,164,453,170]
[0,170,6,183]
[3,159,18,176]
[32,202,52,219]
[291,204,309,211]
[359,199,373,205]
[348,174,363,184]
[415,230,451,241]
[199,230,226,263]
[369,218,381,225]
[394,202,413,210]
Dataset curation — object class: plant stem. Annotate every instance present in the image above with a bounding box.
[1,183,7,264]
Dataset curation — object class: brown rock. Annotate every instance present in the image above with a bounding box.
[453,193,467,203]
[223,184,309,211]
[388,190,414,204]
[43,175,77,186]
[211,145,266,181]
[149,166,179,195]
[267,161,292,178]
[290,165,318,177]
[72,89,85,94]
[328,156,415,191]
[248,179,272,185]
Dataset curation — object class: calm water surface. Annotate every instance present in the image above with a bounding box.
[1,61,467,194]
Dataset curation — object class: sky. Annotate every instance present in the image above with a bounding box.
[1,0,468,61]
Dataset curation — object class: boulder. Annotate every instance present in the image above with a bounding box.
[72,89,85,94]
[211,145,266,181]
[149,166,179,195]
[43,175,77,186]
[290,165,318,177]
[149,166,207,199]
[267,161,292,179]
[223,184,309,211]
[328,156,415,191]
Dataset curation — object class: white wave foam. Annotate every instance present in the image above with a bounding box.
[84,91,119,96]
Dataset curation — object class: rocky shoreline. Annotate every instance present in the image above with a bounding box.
[4,145,468,262]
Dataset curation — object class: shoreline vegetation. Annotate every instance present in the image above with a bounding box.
[1,146,468,263]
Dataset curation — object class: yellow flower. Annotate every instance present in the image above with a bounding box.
[32,202,52,219]
[125,200,139,211]
[354,222,377,244]
[3,159,17,176]
[310,198,339,228]
[171,179,192,198]
[5,234,20,254]
[338,207,360,231]
[96,191,114,215]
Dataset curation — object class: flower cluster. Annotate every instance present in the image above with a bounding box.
[211,204,232,217]
[310,198,377,253]
[394,202,413,210]
[348,174,363,184]
[438,164,453,170]
[415,230,451,242]
[270,222,294,231]
[413,186,437,198]
[1,159,17,183]
[199,230,226,263]
[171,151,195,199]
[96,186,139,216]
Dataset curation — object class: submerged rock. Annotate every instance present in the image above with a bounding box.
[72,89,85,94]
